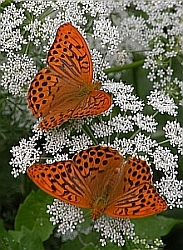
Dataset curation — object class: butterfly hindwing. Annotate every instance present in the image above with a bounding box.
[105,183,167,218]
[38,111,72,130]
[72,90,112,118]
[105,157,167,218]
[72,145,123,200]
[41,90,111,130]
[36,90,112,130]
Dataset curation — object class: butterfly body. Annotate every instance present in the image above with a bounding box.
[27,145,167,220]
[73,81,101,98]
[91,197,109,220]
[27,23,111,130]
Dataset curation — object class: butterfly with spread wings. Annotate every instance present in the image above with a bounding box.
[27,23,111,130]
[27,145,167,220]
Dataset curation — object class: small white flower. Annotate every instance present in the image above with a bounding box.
[10,136,42,177]
[157,69,165,78]
[147,90,178,116]
[133,113,158,133]
[0,53,37,96]
[94,216,135,247]
[163,121,183,155]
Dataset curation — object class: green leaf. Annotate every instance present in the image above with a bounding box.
[61,231,99,250]
[0,233,19,250]
[132,215,182,239]
[61,232,121,250]
[15,190,55,241]
[81,243,96,250]
[96,241,122,250]
[61,237,83,250]
[0,219,19,250]
[0,219,44,250]
[9,226,44,250]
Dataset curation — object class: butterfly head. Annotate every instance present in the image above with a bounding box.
[93,81,102,90]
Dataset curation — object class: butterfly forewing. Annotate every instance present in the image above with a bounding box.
[47,23,93,84]
[27,67,81,117]
[27,160,92,208]
[121,157,152,193]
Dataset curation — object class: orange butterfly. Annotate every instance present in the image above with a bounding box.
[27,145,167,220]
[27,23,111,130]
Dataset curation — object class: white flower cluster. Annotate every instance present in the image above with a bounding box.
[147,90,178,116]
[47,199,84,234]
[163,121,183,155]
[132,236,164,249]
[10,136,42,177]
[94,217,135,247]
[0,53,37,96]
[93,19,119,54]
[152,146,182,208]
[0,4,26,52]
[1,0,182,247]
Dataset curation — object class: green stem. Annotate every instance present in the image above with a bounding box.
[152,111,159,118]
[24,40,30,55]
[129,128,142,140]
[39,7,56,20]
[82,124,98,145]
[103,59,145,74]
[107,110,113,145]
[78,232,87,246]
[158,139,170,145]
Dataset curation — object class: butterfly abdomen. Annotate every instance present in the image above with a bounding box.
[91,196,109,220]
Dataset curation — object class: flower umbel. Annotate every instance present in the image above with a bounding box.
[1,0,182,248]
